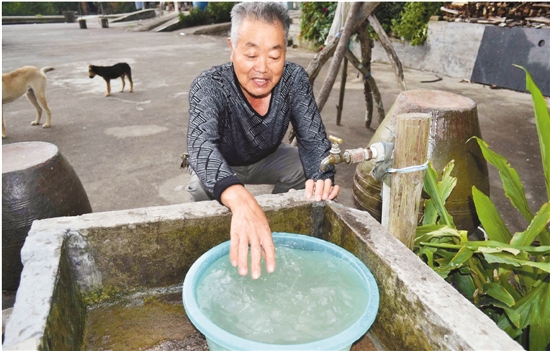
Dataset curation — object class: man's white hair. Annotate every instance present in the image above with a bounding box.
[230,2,291,45]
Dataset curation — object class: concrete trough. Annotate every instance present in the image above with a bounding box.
[2,191,522,350]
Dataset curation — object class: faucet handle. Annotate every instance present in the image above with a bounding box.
[328,135,343,145]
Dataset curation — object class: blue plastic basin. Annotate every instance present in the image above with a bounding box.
[182,232,379,351]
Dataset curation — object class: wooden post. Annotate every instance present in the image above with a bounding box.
[336,57,348,126]
[388,113,431,250]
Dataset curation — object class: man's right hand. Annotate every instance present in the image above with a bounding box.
[305,178,340,201]
[221,184,276,279]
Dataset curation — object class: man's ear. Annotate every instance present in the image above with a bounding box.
[228,38,235,61]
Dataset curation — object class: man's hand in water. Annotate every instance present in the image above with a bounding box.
[221,184,276,279]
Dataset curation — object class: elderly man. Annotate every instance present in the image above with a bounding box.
[186,2,339,279]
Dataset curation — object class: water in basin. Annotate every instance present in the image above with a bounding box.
[183,232,379,351]
[196,245,369,344]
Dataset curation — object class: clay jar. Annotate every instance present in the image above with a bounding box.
[2,142,92,290]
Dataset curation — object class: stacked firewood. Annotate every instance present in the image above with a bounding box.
[439,2,550,28]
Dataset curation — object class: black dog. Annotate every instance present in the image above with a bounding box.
[88,62,133,96]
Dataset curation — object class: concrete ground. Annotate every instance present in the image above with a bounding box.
[2,17,547,256]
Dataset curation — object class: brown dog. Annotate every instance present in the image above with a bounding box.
[2,66,54,139]
[88,62,133,96]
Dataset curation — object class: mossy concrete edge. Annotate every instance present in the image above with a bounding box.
[327,202,523,351]
[2,192,313,349]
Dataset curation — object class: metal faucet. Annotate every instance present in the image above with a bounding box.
[320,136,344,172]
[319,135,389,172]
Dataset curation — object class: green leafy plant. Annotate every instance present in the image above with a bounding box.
[178,7,211,28]
[206,2,234,23]
[178,2,237,29]
[298,2,445,49]
[391,2,442,46]
[415,67,550,350]
[370,2,405,39]
[299,2,337,49]
[2,2,57,16]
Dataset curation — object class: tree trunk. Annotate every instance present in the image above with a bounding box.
[363,78,374,129]
[357,29,374,128]
[344,48,385,128]
[316,2,363,113]
[336,57,348,126]
[368,14,407,91]
[306,38,338,85]
[305,2,380,85]
[291,2,380,144]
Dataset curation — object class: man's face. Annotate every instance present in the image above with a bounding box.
[229,19,286,101]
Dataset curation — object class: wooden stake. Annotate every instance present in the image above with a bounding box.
[315,3,380,113]
[316,2,363,113]
[388,113,431,250]
[336,57,348,126]
[367,14,407,92]
[344,49,385,128]
[306,2,380,85]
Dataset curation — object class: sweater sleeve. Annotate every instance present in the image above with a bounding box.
[187,74,243,203]
[289,65,336,183]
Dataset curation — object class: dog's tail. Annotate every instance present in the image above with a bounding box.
[41,67,55,75]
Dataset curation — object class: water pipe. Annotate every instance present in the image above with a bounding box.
[319,135,389,172]
[320,135,394,229]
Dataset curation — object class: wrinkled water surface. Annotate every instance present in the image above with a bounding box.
[196,246,369,344]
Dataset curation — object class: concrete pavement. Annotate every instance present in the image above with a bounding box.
[2,16,548,238]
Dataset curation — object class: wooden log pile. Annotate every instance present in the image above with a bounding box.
[439,2,550,28]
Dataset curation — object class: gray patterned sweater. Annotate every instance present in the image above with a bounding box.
[187,61,335,202]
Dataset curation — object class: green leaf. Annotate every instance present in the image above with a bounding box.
[421,240,550,255]
[529,278,550,351]
[510,202,550,247]
[415,225,461,245]
[437,160,456,204]
[458,230,469,243]
[472,186,512,243]
[420,245,550,273]
[422,198,438,225]
[483,282,516,307]
[434,248,458,260]
[483,253,550,274]
[472,136,534,223]
[496,314,523,340]
[417,246,436,268]
[451,269,476,297]
[438,246,473,271]
[423,161,455,228]
[478,246,521,256]
[498,277,550,350]
[422,161,457,226]
[514,265,542,291]
[416,224,457,236]
[495,303,522,329]
[514,65,550,202]
[498,271,523,302]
